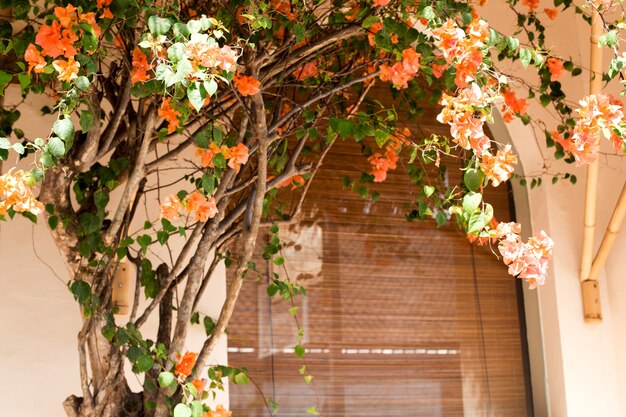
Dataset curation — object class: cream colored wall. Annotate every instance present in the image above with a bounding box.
[481,2,626,416]
[0,86,229,416]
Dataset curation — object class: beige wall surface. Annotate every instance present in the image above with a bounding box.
[0,86,229,415]
[481,2,626,417]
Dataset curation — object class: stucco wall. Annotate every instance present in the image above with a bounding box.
[0,87,229,416]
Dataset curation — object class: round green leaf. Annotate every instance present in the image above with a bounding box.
[53,117,75,141]
[158,371,175,388]
[148,16,172,36]
[173,403,192,417]
[463,169,485,192]
[47,137,65,157]
[75,76,90,91]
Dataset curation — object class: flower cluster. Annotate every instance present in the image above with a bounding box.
[160,190,219,223]
[25,4,105,82]
[378,48,421,89]
[159,98,183,133]
[496,222,554,289]
[0,170,44,218]
[367,129,410,182]
[546,58,565,81]
[566,94,626,164]
[501,87,528,123]
[430,18,489,88]
[174,351,198,379]
[195,142,249,172]
[436,83,496,156]
[480,144,518,187]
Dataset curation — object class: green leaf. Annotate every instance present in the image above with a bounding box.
[185,382,198,398]
[11,142,24,155]
[295,344,305,358]
[361,16,380,28]
[157,230,169,245]
[158,371,176,388]
[203,78,218,97]
[79,212,101,235]
[0,70,12,95]
[467,212,487,234]
[294,24,306,43]
[17,73,30,90]
[70,280,91,304]
[463,168,485,192]
[519,48,532,68]
[204,316,216,336]
[0,137,9,149]
[47,136,65,157]
[462,192,482,213]
[190,401,203,417]
[268,400,279,414]
[306,406,320,415]
[48,215,59,229]
[148,16,172,36]
[421,5,435,21]
[173,404,192,417]
[423,185,435,197]
[79,110,94,132]
[75,76,90,91]
[53,117,75,141]
[233,371,249,385]
[435,211,447,228]
[94,189,109,213]
[134,354,155,373]
[188,82,205,112]
[137,235,152,255]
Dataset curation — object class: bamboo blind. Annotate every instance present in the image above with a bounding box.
[226,89,529,416]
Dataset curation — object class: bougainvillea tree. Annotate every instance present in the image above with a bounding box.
[1,0,625,415]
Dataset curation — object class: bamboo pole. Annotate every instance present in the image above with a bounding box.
[588,182,626,282]
[580,8,603,322]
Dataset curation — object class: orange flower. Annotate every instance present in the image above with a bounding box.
[480,145,518,187]
[54,4,78,29]
[228,143,249,172]
[175,352,198,379]
[35,21,65,58]
[195,143,224,168]
[502,87,528,118]
[344,3,360,20]
[544,8,558,19]
[546,58,565,81]
[80,12,102,38]
[158,98,181,133]
[233,74,261,96]
[192,378,206,395]
[102,8,114,19]
[52,57,80,82]
[96,0,114,18]
[367,22,383,47]
[131,48,150,84]
[521,0,539,11]
[160,195,183,221]
[379,62,413,89]
[25,44,47,74]
[277,174,305,189]
[270,0,296,20]
[401,48,421,74]
[0,169,45,217]
[185,191,218,222]
[204,405,232,417]
[293,62,319,80]
[373,0,391,6]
